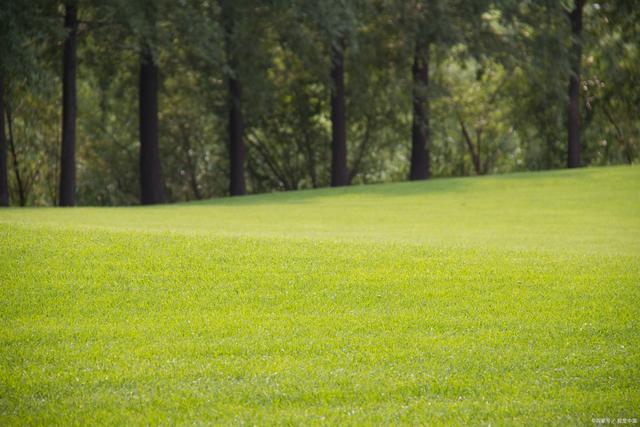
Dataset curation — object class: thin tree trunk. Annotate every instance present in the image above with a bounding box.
[602,105,633,164]
[139,45,164,205]
[410,40,430,180]
[0,78,8,206]
[458,114,482,175]
[349,113,373,183]
[179,125,202,200]
[567,0,584,168]
[6,104,25,206]
[189,171,201,200]
[330,40,348,187]
[303,129,317,188]
[59,3,77,206]
[228,75,246,195]
[247,133,290,190]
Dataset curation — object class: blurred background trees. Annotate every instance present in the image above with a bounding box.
[0,0,637,206]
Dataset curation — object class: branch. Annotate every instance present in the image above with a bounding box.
[602,104,633,164]
[246,132,291,190]
[349,113,373,183]
[457,111,482,175]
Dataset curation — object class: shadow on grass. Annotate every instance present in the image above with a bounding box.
[148,165,638,208]
[177,175,477,207]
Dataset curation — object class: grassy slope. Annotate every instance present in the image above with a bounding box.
[1,165,639,425]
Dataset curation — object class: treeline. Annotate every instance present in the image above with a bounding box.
[0,0,638,206]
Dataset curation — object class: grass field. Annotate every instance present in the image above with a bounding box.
[1,165,639,425]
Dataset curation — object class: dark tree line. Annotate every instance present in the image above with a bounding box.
[0,0,638,207]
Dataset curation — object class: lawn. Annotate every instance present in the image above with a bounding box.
[1,165,639,425]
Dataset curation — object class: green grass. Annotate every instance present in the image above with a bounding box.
[1,165,639,425]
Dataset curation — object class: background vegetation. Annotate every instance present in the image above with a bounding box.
[0,0,638,206]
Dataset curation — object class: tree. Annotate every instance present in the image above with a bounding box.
[80,0,219,205]
[98,0,167,204]
[330,37,348,186]
[566,0,585,168]
[220,1,246,196]
[139,42,164,204]
[107,0,168,205]
[217,0,276,196]
[397,0,493,180]
[580,1,640,165]
[410,37,430,180]
[293,0,358,187]
[0,0,59,206]
[59,2,78,206]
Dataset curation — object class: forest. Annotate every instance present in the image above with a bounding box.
[0,0,638,206]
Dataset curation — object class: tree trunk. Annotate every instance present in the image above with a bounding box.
[303,129,317,188]
[458,114,482,175]
[602,105,633,164]
[567,0,584,168]
[139,45,164,205]
[0,78,8,207]
[59,3,77,206]
[179,124,202,200]
[330,40,348,187]
[228,75,246,196]
[349,112,373,183]
[221,2,246,196]
[410,41,430,180]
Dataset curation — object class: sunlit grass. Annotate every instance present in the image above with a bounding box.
[1,165,639,424]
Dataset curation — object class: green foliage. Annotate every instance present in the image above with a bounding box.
[1,166,639,423]
[432,55,519,176]
[581,2,640,165]
[0,0,638,205]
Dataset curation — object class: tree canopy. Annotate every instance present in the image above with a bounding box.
[0,0,637,206]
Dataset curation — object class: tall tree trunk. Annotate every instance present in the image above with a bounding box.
[228,75,246,196]
[139,45,164,205]
[59,3,77,206]
[0,78,8,207]
[567,0,584,168]
[330,40,348,187]
[458,114,482,175]
[410,41,430,180]
[221,2,246,196]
